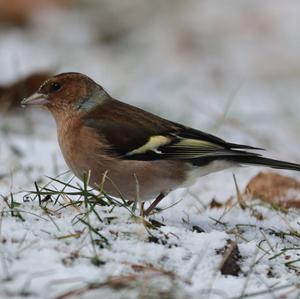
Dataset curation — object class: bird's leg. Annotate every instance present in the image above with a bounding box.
[140,202,145,217]
[144,192,166,216]
[126,200,134,207]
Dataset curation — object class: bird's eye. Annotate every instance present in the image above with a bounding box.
[50,82,61,92]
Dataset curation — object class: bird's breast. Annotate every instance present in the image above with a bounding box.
[57,120,109,179]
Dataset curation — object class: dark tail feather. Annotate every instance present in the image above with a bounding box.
[232,156,300,172]
[227,142,265,151]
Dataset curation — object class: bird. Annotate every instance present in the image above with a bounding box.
[21,72,300,215]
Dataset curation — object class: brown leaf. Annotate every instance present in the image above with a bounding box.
[217,240,241,276]
[0,0,66,26]
[209,198,223,209]
[245,171,300,209]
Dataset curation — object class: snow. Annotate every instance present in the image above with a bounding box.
[1,1,300,298]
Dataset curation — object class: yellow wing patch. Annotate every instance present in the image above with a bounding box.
[167,138,223,158]
[126,135,171,156]
[170,139,222,149]
[125,136,223,159]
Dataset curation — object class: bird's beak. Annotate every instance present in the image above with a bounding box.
[21,93,49,107]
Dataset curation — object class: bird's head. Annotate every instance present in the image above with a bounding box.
[21,72,109,119]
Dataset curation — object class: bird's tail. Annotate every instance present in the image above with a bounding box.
[230,155,300,172]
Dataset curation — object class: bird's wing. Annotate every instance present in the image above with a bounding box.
[122,131,263,164]
[82,99,263,163]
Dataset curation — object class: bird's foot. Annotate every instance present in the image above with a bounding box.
[143,192,166,216]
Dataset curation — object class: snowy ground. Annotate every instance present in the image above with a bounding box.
[1,1,300,298]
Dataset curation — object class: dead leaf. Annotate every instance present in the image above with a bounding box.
[217,239,241,276]
[245,171,300,209]
[0,0,66,26]
[209,198,223,209]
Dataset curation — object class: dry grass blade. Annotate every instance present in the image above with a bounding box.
[233,174,247,210]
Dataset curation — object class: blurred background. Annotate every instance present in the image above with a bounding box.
[1,0,300,194]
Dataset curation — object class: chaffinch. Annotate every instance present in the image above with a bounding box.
[21,72,300,215]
